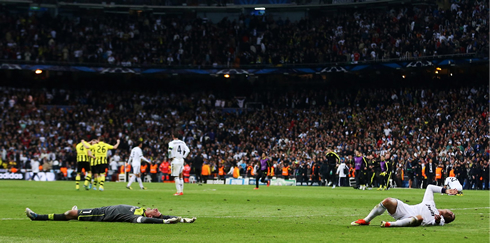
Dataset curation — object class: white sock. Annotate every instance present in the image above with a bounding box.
[175,179,180,193]
[137,177,144,188]
[364,202,387,222]
[127,175,136,187]
[180,178,184,192]
[389,217,417,227]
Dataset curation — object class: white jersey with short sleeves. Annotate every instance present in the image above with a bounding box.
[412,185,444,226]
[128,146,149,166]
[391,185,444,226]
[444,177,463,192]
[168,139,190,161]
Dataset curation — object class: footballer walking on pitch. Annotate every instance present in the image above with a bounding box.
[81,140,98,190]
[75,140,95,190]
[168,132,190,196]
[351,185,458,227]
[26,205,196,224]
[127,141,150,190]
[86,137,120,191]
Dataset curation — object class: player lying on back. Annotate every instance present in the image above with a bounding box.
[351,185,458,227]
[26,204,196,224]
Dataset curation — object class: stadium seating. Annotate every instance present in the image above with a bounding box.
[0,0,487,67]
[0,0,488,190]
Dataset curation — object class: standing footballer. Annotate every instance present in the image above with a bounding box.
[127,141,151,190]
[92,137,120,191]
[168,132,190,196]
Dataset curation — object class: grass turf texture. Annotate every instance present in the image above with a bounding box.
[0,181,488,243]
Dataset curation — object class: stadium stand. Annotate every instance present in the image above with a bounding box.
[0,0,488,190]
[0,0,487,66]
[0,83,488,189]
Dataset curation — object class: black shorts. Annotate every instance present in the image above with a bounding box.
[91,165,99,174]
[77,208,104,221]
[406,172,414,180]
[77,162,91,173]
[96,164,108,174]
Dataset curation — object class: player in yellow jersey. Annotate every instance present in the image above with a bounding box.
[81,140,98,190]
[92,136,120,191]
[75,140,96,190]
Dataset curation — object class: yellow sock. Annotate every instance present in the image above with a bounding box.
[75,174,81,190]
[84,174,91,187]
[99,174,105,189]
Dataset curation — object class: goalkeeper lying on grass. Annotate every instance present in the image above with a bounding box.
[26,204,196,224]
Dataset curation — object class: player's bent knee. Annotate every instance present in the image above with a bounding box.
[381,198,397,214]
[381,198,396,207]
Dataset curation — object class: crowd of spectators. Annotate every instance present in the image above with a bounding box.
[0,81,488,190]
[0,0,488,67]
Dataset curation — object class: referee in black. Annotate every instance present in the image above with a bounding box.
[325,148,340,186]
[192,150,204,185]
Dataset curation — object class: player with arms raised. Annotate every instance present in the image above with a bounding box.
[26,205,196,224]
[168,132,190,196]
[351,185,457,227]
[92,136,120,191]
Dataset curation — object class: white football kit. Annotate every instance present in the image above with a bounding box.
[444,177,463,192]
[168,139,190,176]
[128,146,150,174]
[390,185,445,226]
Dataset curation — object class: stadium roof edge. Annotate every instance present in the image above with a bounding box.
[56,0,396,9]
[0,0,410,11]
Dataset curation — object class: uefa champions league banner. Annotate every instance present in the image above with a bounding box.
[2,56,486,75]
[25,172,56,181]
[225,178,250,185]
[249,180,267,186]
[0,172,25,180]
[207,179,225,184]
[270,178,297,186]
[296,181,321,186]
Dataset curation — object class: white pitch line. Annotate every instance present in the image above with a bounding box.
[449,207,490,210]
[3,207,488,220]
[194,207,490,219]
[201,214,348,218]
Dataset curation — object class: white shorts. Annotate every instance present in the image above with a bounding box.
[171,159,184,177]
[390,199,416,221]
[132,164,141,174]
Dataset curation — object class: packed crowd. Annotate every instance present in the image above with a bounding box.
[0,82,488,190]
[0,0,488,67]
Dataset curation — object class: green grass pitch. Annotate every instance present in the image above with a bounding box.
[0,181,488,242]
